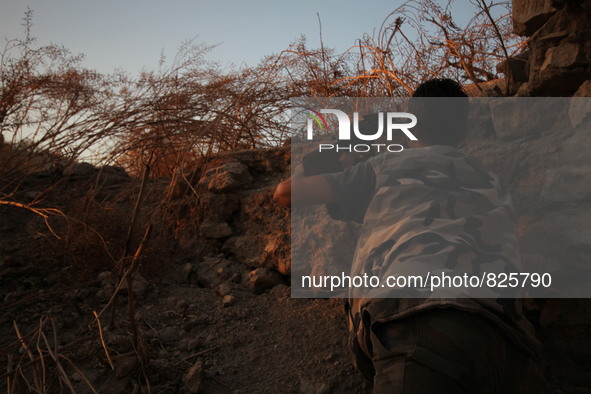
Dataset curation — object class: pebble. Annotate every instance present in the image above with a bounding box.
[182,360,205,393]
[97,271,112,285]
[217,282,231,297]
[115,356,138,378]
[222,295,234,307]
[246,267,283,294]
[186,338,203,352]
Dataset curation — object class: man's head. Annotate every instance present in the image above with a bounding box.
[409,78,469,147]
[412,78,467,98]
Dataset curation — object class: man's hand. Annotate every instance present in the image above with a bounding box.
[273,174,338,208]
[273,178,292,207]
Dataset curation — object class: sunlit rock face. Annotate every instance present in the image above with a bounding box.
[509,0,591,96]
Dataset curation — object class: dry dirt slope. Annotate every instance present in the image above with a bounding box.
[0,147,369,393]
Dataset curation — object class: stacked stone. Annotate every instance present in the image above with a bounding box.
[476,2,591,391]
[499,0,591,96]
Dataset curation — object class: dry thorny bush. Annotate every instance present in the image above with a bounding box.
[1,1,522,179]
[1,1,525,391]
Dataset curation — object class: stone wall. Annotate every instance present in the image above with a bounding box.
[503,0,591,96]
[166,147,292,294]
[459,97,591,390]
[464,1,591,390]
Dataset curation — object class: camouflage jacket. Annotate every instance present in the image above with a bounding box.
[322,145,540,359]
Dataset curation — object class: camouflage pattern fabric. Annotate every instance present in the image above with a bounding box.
[368,308,530,393]
[324,145,523,299]
[323,146,541,387]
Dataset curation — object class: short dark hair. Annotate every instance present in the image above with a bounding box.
[409,78,469,147]
[412,78,467,98]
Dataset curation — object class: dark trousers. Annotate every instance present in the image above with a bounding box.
[362,308,529,393]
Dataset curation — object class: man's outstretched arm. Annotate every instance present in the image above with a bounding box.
[273,175,338,208]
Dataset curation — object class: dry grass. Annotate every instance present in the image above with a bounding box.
[3,318,98,394]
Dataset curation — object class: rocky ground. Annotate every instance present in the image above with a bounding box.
[0,148,372,394]
[1,252,368,394]
[1,143,591,394]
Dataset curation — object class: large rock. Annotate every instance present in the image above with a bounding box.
[512,0,556,36]
[463,79,506,97]
[488,98,560,140]
[541,165,591,202]
[192,255,236,288]
[496,54,529,93]
[120,272,149,297]
[199,221,232,239]
[197,193,239,222]
[522,6,591,96]
[222,235,266,265]
[199,160,253,193]
[569,80,591,128]
[573,79,591,95]
[63,162,97,177]
[543,207,591,246]
[246,267,283,294]
[561,119,591,164]
[541,42,585,71]
[291,205,360,282]
[532,66,591,97]
[262,233,290,275]
[465,99,496,142]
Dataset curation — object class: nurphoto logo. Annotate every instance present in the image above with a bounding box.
[305,109,418,153]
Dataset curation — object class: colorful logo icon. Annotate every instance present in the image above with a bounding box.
[305,108,328,133]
